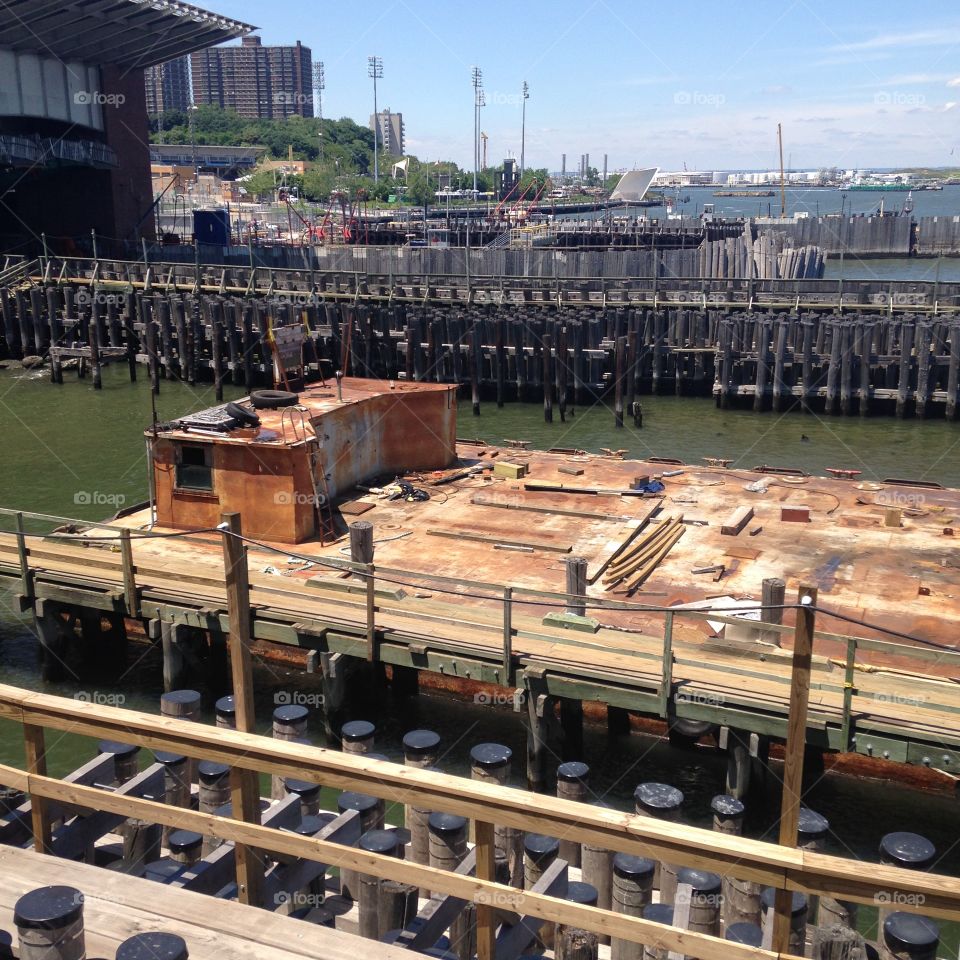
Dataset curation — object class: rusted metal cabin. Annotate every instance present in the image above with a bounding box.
[147,378,457,543]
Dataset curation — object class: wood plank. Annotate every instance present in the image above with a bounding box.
[721,505,755,536]
[427,529,573,554]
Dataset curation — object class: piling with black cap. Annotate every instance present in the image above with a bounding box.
[197,760,231,856]
[880,912,940,960]
[273,812,338,908]
[634,782,683,904]
[710,794,759,928]
[427,814,476,960]
[271,703,309,799]
[524,834,561,950]
[116,932,189,960]
[337,790,386,900]
[878,832,936,936]
[556,762,589,867]
[144,859,186,883]
[403,730,441,872]
[99,740,140,785]
[797,806,855,928]
[725,922,763,947]
[556,881,599,960]
[357,830,401,940]
[342,719,376,755]
[611,854,655,960]
[677,868,722,936]
[168,829,203,866]
[640,903,674,960]
[14,885,85,960]
[159,689,201,785]
[760,888,807,957]
[155,751,190,848]
[581,799,614,942]
[283,778,321,818]
[470,742,522,886]
[215,695,235,729]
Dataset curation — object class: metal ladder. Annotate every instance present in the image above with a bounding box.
[280,407,337,544]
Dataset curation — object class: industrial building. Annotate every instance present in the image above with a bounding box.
[144,56,192,116]
[191,36,313,120]
[0,0,252,251]
[370,108,405,157]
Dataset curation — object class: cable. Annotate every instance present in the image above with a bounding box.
[10,526,220,541]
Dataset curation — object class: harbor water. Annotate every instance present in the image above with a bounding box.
[0,364,958,949]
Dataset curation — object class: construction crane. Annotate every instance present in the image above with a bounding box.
[481,131,488,170]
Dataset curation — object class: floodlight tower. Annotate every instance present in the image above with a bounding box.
[368,56,383,183]
[471,66,482,193]
[313,60,325,160]
[520,81,529,179]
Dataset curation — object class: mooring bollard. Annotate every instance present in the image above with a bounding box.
[556,881,599,960]
[640,903,674,960]
[611,854,655,960]
[214,695,236,729]
[144,858,186,883]
[357,829,401,940]
[283,778,321,818]
[115,931,189,960]
[470,743,521,885]
[14,885,85,960]
[403,730,440,874]
[272,704,309,799]
[341,719,376,755]
[710,794,759,928]
[556,761,589,867]
[634,783,683,904]
[760,888,807,957]
[99,740,140,784]
[197,760,231,856]
[677,868,722,936]
[154,751,190,849]
[878,832,936,935]
[168,829,203,866]
[725,922,763,947]
[524,834,561,950]
[880,912,940,960]
[337,791,386,900]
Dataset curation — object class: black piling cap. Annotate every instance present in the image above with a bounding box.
[273,703,309,724]
[523,833,560,863]
[557,761,590,783]
[116,931,189,960]
[197,760,230,782]
[470,742,512,769]
[879,831,937,869]
[883,912,940,953]
[642,903,674,924]
[337,791,380,814]
[295,812,338,836]
[613,853,656,880]
[402,729,440,756]
[360,829,399,855]
[341,719,376,742]
[144,859,186,883]
[797,806,829,841]
[14,885,83,930]
[566,881,599,906]
[726,922,763,946]
[677,867,722,895]
[283,778,321,797]
[98,740,139,760]
[761,887,807,915]
[153,750,186,766]
[160,689,201,709]
[428,812,468,836]
[710,794,745,818]
[214,695,235,718]
[167,830,203,854]
[634,782,683,812]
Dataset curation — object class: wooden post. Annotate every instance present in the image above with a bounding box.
[475,820,496,960]
[543,332,553,423]
[23,724,50,853]
[614,335,626,427]
[366,562,377,662]
[772,583,817,955]
[219,512,264,908]
[565,556,588,617]
[760,577,785,646]
[120,528,138,618]
[502,586,513,684]
[15,512,33,603]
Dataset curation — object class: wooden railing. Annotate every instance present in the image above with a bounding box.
[1,684,959,960]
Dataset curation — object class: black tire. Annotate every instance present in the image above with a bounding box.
[226,401,260,427]
[249,389,299,410]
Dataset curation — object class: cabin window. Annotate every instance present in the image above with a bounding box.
[175,444,213,492]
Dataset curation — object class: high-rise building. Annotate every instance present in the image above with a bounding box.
[369,108,405,157]
[144,56,192,114]
[191,36,313,119]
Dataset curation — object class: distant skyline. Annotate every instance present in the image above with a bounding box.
[203,0,960,171]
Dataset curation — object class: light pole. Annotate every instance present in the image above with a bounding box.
[313,60,325,161]
[368,56,383,183]
[520,80,529,180]
[471,66,482,194]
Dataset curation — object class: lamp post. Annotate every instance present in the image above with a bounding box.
[368,56,383,183]
[520,80,529,180]
[471,66,482,195]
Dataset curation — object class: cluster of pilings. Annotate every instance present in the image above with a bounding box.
[3,281,960,418]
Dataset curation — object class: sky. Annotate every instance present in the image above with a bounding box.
[207,0,960,172]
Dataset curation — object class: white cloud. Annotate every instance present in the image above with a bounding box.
[948,78,960,87]
[828,28,960,53]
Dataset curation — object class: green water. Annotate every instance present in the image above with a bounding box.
[1,365,959,949]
